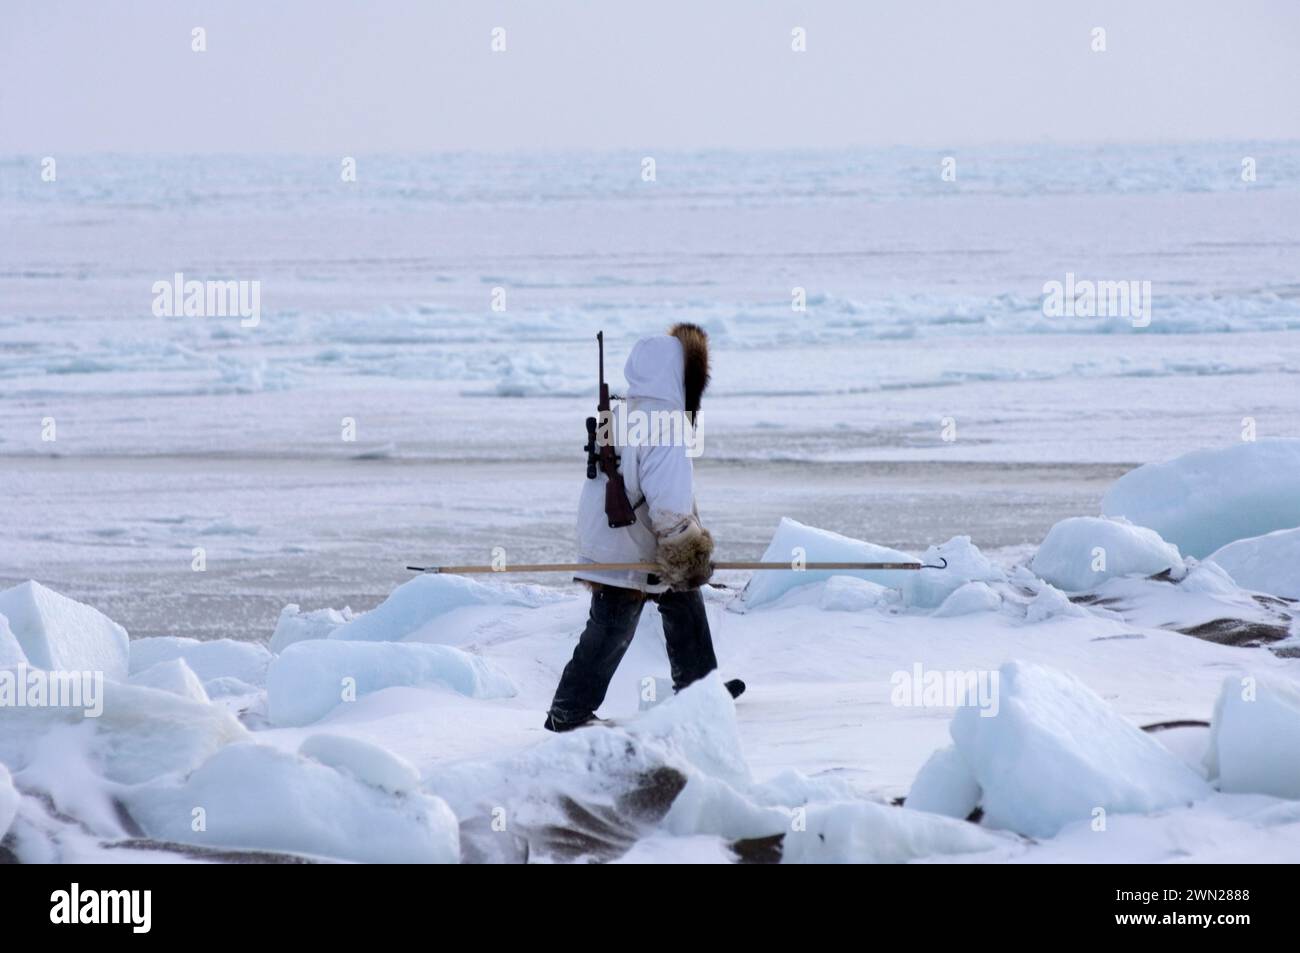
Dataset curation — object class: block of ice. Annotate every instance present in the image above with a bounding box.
[903,536,1005,609]
[128,658,210,705]
[1031,517,1184,591]
[1208,528,1300,600]
[819,575,896,612]
[932,581,1002,617]
[299,733,421,795]
[0,679,248,785]
[950,661,1210,838]
[1205,675,1300,798]
[0,582,129,681]
[129,636,271,687]
[0,614,26,668]
[906,746,982,818]
[269,604,353,654]
[1102,439,1300,558]
[124,742,459,863]
[780,800,1002,863]
[742,518,916,609]
[266,639,517,727]
[328,574,546,643]
[0,763,17,841]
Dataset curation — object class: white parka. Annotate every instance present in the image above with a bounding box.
[574,334,700,592]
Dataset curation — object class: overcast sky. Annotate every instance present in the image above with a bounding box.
[3,0,1298,153]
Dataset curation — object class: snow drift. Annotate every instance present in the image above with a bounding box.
[1102,439,1300,558]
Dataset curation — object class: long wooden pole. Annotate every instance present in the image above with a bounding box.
[406,560,929,574]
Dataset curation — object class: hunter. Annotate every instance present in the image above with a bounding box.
[545,323,741,731]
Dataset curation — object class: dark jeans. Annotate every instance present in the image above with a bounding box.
[547,584,718,728]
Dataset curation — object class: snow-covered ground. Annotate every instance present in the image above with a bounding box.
[2,442,1300,863]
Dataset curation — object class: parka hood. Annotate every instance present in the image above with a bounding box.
[622,323,710,418]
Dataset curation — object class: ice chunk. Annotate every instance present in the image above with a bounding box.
[932,581,1002,617]
[1205,676,1300,798]
[0,679,248,785]
[299,734,421,795]
[906,746,982,818]
[128,658,210,705]
[1178,560,1244,597]
[0,763,18,841]
[269,604,353,654]
[328,574,546,643]
[1031,517,1184,591]
[0,614,27,668]
[0,582,129,681]
[1102,439,1300,558]
[129,636,271,687]
[202,676,261,698]
[266,639,517,727]
[742,518,915,609]
[903,536,1005,609]
[1016,572,1092,623]
[780,800,1002,863]
[819,575,895,612]
[124,742,459,863]
[950,661,1211,838]
[1208,528,1300,600]
[627,673,750,790]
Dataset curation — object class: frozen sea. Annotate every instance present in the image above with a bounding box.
[2,143,1299,639]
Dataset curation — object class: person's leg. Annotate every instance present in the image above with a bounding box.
[654,588,719,692]
[546,584,646,730]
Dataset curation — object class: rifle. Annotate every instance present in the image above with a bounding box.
[586,331,638,528]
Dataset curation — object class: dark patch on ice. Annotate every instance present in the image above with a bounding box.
[1140,720,1210,733]
[1176,618,1291,647]
[114,796,146,837]
[462,766,690,864]
[101,839,321,864]
[7,792,321,864]
[732,834,784,864]
[890,795,985,826]
[1069,594,1124,607]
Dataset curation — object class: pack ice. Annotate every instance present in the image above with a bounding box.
[1102,439,1300,558]
[913,662,1210,838]
[1030,517,1184,591]
[0,581,129,681]
[1209,528,1300,600]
